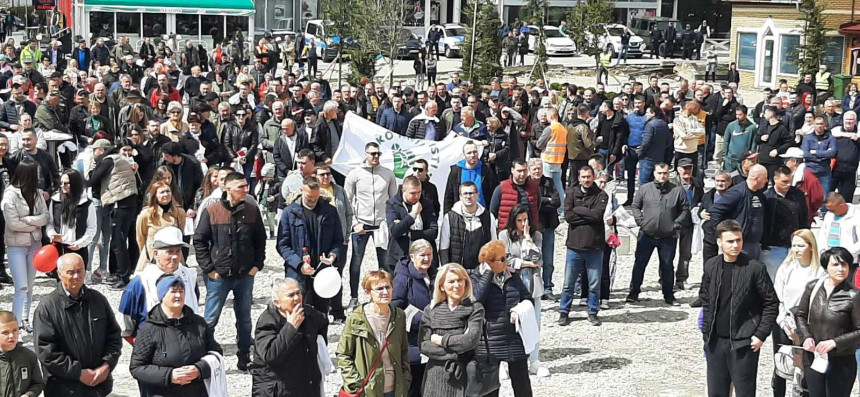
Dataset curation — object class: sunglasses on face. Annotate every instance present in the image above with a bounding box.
[236,113,247,117]
[413,167,425,172]
[317,172,331,177]
[367,151,381,157]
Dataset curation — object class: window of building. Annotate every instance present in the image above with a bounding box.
[737,32,756,70]
[779,34,800,75]
[226,16,249,39]
[116,13,141,35]
[824,36,845,74]
[90,12,113,40]
[142,13,166,38]
[202,15,225,45]
[176,14,199,38]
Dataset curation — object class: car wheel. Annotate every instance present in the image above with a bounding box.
[444,45,454,58]
[658,43,667,57]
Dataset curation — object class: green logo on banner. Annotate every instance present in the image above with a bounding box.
[391,143,416,179]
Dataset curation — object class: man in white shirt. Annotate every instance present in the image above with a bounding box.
[818,192,860,262]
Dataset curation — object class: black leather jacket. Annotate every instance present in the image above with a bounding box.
[796,279,860,357]
[222,120,258,159]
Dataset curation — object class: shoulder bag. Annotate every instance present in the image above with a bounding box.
[339,335,392,397]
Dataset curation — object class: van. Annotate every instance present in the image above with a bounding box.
[629,16,683,57]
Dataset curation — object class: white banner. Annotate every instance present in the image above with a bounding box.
[332,112,473,219]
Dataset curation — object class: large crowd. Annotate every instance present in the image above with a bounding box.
[0,28,855,397]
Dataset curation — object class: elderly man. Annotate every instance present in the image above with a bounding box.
[780,147,824,225]
[251,278,329,396]
[708,164,769,261]
[309,100,342,166]
[34,253,122,396]
[118,227,199,343]
[272,118,309,181]
[406,101,443,141]
[831,111,860,203]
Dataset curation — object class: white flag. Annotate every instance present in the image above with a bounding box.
[332,112,476,222]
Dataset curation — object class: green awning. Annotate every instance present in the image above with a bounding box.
[85,0,254,16]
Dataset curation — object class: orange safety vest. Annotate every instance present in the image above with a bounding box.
[540,121,568,164]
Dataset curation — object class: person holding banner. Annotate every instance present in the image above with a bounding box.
[345,142,398,309]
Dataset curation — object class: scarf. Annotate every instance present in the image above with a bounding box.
[458,159,485,205]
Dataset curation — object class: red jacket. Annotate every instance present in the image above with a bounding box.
[796,168,823,225]
[149,86,181,107]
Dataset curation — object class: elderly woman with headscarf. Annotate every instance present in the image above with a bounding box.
[130,275,222,397]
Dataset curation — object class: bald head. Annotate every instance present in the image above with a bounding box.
[57,253,84,271]
[747,165,768,191]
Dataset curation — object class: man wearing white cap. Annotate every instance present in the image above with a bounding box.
[118,226,199,344]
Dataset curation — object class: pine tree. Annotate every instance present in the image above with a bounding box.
[794,0,826,75]
[523,0,548,81]
[567,0,613,79]
[461,0,502,85]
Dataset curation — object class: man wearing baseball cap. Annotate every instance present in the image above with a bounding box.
[781,146,825,225]
[729,150,759,186]
[118,226,199,344]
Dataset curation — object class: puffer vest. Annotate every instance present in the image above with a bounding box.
[448,210,491,269]
[100,154,137,205]
[51,198,91,240]
[496,179,540,231]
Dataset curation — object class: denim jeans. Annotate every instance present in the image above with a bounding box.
[541,228,555,294]
[543,163,565,215]
[204,274,255,356]
[619,44,629,62]
[87,201,111,272]
[560,248,604,315]
[242,161,257,194]
[630,233,677,300]
[637,159,655,186]
[349,231,387,298]
[761,246,788,282]
[813,171,831,212]
[8,238,39,324]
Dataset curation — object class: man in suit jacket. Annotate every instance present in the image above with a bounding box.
[43,40,66,73]
[272,118,309,181]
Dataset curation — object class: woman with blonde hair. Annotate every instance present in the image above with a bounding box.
[337,270,411,397]
[771,228,825,396]
[418,263,484,397]
[134,181,186,272]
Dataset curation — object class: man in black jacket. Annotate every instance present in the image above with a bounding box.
[755,106,794,180]
[528,159,561,300]
[559,165,608,326]
[761,166,810,280]
[672,158,704,291]
[413,159,440,216]
[385,176,438,269]
[194,171,267,371]
[251,278,328,396]
[595,100,629,169]
[627,163,689,306]
[709,164,769,262]
[712,86,739,173]
[272,118,310,182]
[34,254,123,397]
[700,219,778,397]
[159,142,203,211]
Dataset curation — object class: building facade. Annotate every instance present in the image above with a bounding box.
[729,0,857,89]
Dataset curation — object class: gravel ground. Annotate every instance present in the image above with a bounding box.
[11,211,847,397]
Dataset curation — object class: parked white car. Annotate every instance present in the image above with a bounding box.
[586,23,645,58]
[428,24,468,58]
[527,25,576,55]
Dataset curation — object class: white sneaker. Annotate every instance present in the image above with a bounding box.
[600,299,609,310]
[499,361,509,381]
[578,298,587,306]
[529,361,551,377]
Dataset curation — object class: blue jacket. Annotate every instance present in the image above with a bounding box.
[707,183,767,245]
[637,117,671,162]
[391,258,433,364]
[385,191,438,269]
[277,198,344,285]
[802,132,837,175]
[626,110,648,147]
[452,120,487,141]
[379,107,412,136]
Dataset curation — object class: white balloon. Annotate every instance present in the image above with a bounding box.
[313,266,341,299]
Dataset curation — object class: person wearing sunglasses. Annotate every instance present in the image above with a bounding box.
[158,101,187,142]
[222,104,259,191]
[411,159,440,216]
[344,141,398,309]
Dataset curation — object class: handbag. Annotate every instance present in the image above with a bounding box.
[339,335,392,397]
[465,323,501,397]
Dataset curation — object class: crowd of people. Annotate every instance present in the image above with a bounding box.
[0,27,853,397]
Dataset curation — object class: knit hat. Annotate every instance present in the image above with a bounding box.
[156,275,185,302]
[167,101,183,114]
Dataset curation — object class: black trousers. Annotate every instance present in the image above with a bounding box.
[307,58,318,75]
[108,200,140,283]
[651,41,661,58]
[676,226,693,284]
[329,242,349,318]
[408,362,425,397]
[485,358,532,397]
[832,170,857,204]
[804,352,856,397]
[703,238,719,275]
[706,337,760,397]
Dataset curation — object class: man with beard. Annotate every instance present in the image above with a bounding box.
[148,74,180,107]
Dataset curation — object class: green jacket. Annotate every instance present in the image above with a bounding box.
[337,304,411,397]
[0,343,44,397]
[261,116,283,163]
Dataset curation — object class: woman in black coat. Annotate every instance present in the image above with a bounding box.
[392,239,435,397]
[796,247,860,397]
[130,275,222,397]
[471,240,533,397]
[419,263,485,397]
[483,117,511,181]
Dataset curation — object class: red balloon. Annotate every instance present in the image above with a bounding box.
[34,244,59,273]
